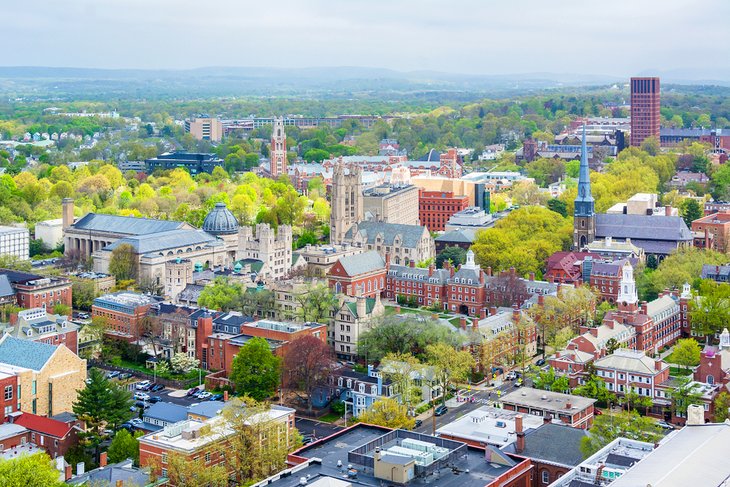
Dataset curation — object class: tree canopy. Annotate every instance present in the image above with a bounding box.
[230,336,281,400]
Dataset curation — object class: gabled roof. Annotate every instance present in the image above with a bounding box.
[144,402,188,423]
[106,229,218,255]
[0,275,14,297]
[504,423,588,467]
[0,335,57,371]
[594,349,666,375]
[72,213,187,236]
[345,298,377,318]
[13,412,73,438]
[347,221,428,249]
[435,229,475,244]
[335,251,385,277]
[595,214,692,242]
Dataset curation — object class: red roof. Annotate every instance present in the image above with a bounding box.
[12,413,72,438]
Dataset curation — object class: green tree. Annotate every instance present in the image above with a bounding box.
[425,342,475,406]
[158,452,229,487]
[547,198,568,217]
[72,279,97,310]
[72,368,133,460]
[107,429,141,465]
[680,199,702,228]
[0,452,65,487]
[108,243,138,281]
[359,398,416,429]
[198,277,244,311]
[690,280,730,343]
[435,246,467,269]
[359,316,465,362]
[713,391,730,422]
[380,352,423,413]
[580,411,663,458]
[670,338,702,371]
[670,376,704,418]
[295,283,338,323]
[531,367,570,393]
[573,368,616,407]
[230,337,281,400]
[639,248,726,301]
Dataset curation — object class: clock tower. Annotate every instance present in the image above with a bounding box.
[573,125,595,249]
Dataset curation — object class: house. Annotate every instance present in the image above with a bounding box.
[499,388,596,429]
[141,402,189,431]
[10,411,81,459]
[67,458,160,486]
[330,365,396,418]
[0,336,86,416]
[701,264,730,283]
[327,251,386,298]
[0,269,73,312]
[544,251,600,284]
[0,308,79,354]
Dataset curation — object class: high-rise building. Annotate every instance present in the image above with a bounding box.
[630,77,660,147]
[269,117,287,177]
[330,162,363,244]
[573,126,595,249]
[184,117,223,142]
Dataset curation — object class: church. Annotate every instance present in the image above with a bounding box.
[62,199,292,290]
[573,127,692,258]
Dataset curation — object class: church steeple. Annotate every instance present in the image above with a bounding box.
[573,125,596,249]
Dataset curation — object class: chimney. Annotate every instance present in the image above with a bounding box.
[480,308,487,319]
[665,205,672,216]
[486,266,492,277]
[537,295,544,306]
[566,401,572,410]
[529,272,535,281]
[449,266,455,278]
[606,320,614,329]
[356,295,366,318]
[543,413,552,424]
[590,328,598,337]
[515,415,525,453]
[385,254,391,268]
[472,317,479,330]
[62,198,74,229]
[409,259,415,268]
[687,404,704,425]
[77,462,85,476]
[706,229,711,249]
[490,306,497,316]
[223,390,229,401]
[428,265,434,277]
[460,317,467,330]
[64,464,72,481]
[480,271,485,285]
[512,305,520,321]
[555,351,560,358]
[116,481,124,487]
[655,360,662,371]
[99,452,107,468]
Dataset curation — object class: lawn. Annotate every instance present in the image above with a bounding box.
[669,366,693,377]
[317,413,342,423]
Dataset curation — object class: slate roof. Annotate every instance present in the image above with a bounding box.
[346,221,428,249]
[595,214,692,243]
[0,335,57,371]
[345,298,377,318]
[505,423,589,467]
[106,229,219,255]
[177,284,205,303]
[143,402,188,424]
[702,264,730,279]
[0,275,14,298]
[72,213,186,236]
[387,264,450,284]
[593,349,666,375]
[336,251,385,276]
[435,229,475,244]
[67,459,154,486]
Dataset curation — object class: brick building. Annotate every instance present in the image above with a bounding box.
[0,270,72,313]
[705,201,730,215]
[0,336,86,416]
[437,148,463,178]
[500,388,596,429]
[0,371,18,416]
[589,260,624,304]
[630,77,661,147]
[544,251,599,285]
[446,251,487,316]
[418,189,469,231]
[92,292,158,341]
[592,349,670,406]
[327,251,387,298]
[692,212,730,253]
[694,329,730,387]
[1,308,79,355]
[385,262,450,308]
[11,411,81,459]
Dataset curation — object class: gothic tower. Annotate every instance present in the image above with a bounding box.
[330,160,363,244]
[573,125,595,249]
[269,117,287,178]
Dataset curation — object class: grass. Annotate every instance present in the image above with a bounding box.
[669,366,693,377]
[317,413,342,423]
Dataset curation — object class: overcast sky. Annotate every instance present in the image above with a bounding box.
[4,0,729,77]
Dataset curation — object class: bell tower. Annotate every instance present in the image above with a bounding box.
[573,125,595,249]
[330,160,363,244]
[269,117,287,178]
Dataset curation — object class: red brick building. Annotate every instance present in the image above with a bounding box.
[385,262,450,308]
[328,251,386,298]
[589,260,624,304]
[446,253,487,316]
[544,251,599,285]
[500,387,596,429]
[630,77,661,147]
[3,308,79,355]
[0,371,18,416]
[11,411,81,459]
[418,189,469,231]
[692,212,730,253]
[92,292,158,341]
[1,270,72,313]
[437,148,463,179]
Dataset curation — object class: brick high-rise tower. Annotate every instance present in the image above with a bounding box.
[269,117,287,177]
[630,77,660,147]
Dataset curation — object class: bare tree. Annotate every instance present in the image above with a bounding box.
[283,335,336,413]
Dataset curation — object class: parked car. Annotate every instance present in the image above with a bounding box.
[129,418,143,427]
[209,393,224,401]
[434,405,448,416]
[186,387,200,397]
[134,392,150,401]
[134,401,150,409]
[302,435,315,445]
[136,380,151,390]
[656,421,674,430]
[505,371,517,381]
[535,358,546,366]
[148,396,162,404]
[117,373,132,380]
[151,383,165,392]
[197,392,212,400]
[106,371,120,379]
[118,423,135,432]
[78,312,90,319]
[594,408,603,416]
[414,419,423,428]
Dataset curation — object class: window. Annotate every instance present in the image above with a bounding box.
[162,453,168,464]
[4,386,11,401]
[542,470,550,484]
[161,468,168,478]
[205,452,211,463]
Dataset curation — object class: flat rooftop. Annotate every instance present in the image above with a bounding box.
[436,405,545,447]
[256,424,524,487]
[500,387,595,414]
[95,292,157,307]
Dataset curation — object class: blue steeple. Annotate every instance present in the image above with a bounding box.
[574,125,594,217]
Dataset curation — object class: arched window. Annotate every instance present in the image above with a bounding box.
[541,470,550,484]
[707,375,715,385]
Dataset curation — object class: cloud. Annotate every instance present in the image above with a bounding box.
[2,0,728,77]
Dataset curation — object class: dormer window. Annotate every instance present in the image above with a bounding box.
[359,383,365,393]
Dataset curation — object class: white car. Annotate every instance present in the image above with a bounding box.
[197,392,212,400]
[136,380,151,390]
[134,392,150,401]
[505,371,517,380]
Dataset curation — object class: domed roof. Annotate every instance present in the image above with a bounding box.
[202,203,239,235]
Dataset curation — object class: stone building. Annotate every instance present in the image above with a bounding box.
[331,294,385,360]
[0,336,86,416]
[330,162,363,244]
[344,221,435,265]
[269,117,287,178]
[362,184,420,225]
[237,223,293,281]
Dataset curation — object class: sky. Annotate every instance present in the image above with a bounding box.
[4,0,730,78]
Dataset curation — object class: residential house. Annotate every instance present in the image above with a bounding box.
[10,411,81,459]
[0,308,79,354]
[331,365,397,418]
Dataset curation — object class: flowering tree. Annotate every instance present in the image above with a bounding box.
[170,352,199,373]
